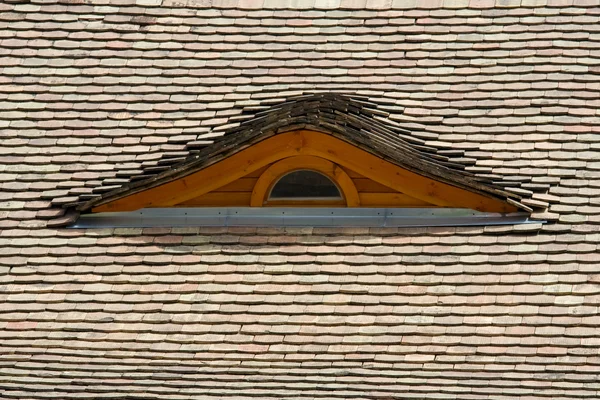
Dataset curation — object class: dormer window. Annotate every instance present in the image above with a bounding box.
[82,128,517,213]
[69,129,535,228]
[268,170,342,201]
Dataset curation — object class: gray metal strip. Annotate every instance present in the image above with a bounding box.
[70,208,539,228]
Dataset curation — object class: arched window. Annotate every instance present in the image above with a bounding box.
[269,170,342,200]
[250,156,360,207]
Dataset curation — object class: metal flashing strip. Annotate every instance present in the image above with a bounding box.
[70,208,540,228]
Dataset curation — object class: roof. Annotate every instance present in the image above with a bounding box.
[1,1,600,399]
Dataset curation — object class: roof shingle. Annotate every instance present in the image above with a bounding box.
[1,1,600,399]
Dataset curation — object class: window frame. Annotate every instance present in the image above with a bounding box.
[250,156,360,207]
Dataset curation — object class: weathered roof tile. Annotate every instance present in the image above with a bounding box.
[2,1,600,399]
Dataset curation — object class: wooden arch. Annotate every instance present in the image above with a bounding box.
[250,156,360,207]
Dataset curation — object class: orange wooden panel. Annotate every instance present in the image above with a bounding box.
[353,178,396,193]
[264,199,346,207]
[244,165,270,178]
[359,193,434,207]
[341,167,364,179]
[183,179,427,207]
[176,192,251,207]
[94,130,517,213]
[93,131,307,212]
[297,131,516,213]
[212,177,257,192]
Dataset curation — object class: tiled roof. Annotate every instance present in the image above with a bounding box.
[1,1,600,399]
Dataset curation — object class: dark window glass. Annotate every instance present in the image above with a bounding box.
[269,170,341,199]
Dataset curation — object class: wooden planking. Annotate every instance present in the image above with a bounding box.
[353,178,396,193]
[177,169,264,206]
[94,130,518,213]
[244,165,270,178]
[183,183,415,207]
[176,192,251,207]
[359,193,434,207]
[180,166,396,206]
[93,132,306,212]
[212,177,257,192]
[211,176,397,195]
[181,191,433,208]
[264,199,346,207]
[298,131,518,213]
[341,167,365,179]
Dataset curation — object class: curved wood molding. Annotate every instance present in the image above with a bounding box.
[250,156,360,207]
[93,130,518,213]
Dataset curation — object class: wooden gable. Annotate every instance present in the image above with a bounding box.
[177,166,434,208]
[92,130,518,213]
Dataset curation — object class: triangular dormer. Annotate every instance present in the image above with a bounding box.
[85,129,518,213]
[50,93,539,227]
